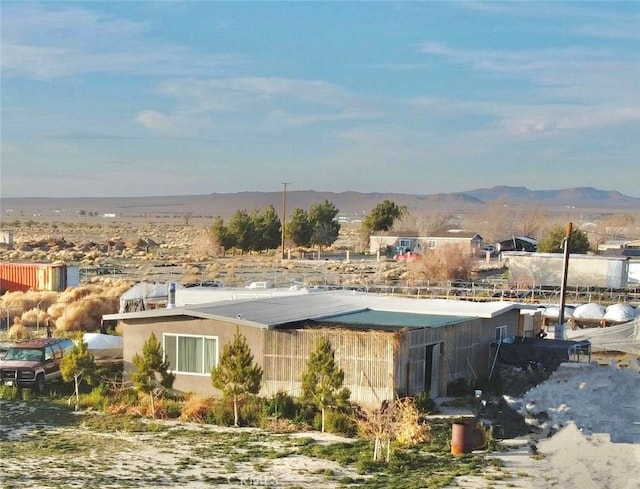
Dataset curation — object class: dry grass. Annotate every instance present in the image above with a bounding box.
[1,281,132,337]
[357,397,431,463]
[408,244,474,281]
[179,394,215,423]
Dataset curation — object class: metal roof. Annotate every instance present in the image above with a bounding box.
[104,290,517,330]
[317,310,470,330]
[176,285,314,307]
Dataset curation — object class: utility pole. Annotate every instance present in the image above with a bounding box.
[281,182,290,259]
[557,222,572,339]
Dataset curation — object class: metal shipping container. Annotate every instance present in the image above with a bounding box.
[0,263,68,293]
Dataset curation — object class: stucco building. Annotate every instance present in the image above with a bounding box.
[105,290,521,406]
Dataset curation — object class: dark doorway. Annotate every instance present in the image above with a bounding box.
[424,344,434,392]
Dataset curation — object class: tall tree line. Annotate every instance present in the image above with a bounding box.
[208,200,341,253]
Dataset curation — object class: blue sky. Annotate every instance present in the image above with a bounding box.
[2,1,639,198]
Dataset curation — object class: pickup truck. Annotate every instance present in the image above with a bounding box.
[0,338,73,392]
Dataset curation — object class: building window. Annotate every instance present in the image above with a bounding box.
[163,334,218,375]
[399,239,411,249]
[495,326,507,341]
[427,240,436,249]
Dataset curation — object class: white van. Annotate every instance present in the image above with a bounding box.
[246,281,273,289]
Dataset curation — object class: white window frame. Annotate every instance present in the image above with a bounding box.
[399,239,411,249]
[495,325,507,341]
[163,333,219,377]
[427,240,437,249]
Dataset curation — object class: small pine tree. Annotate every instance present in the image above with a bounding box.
[301,337,350,433]
[538,225,590,254]
[61,339,97,411]
[131,332,174,418]
[211,328,263,427]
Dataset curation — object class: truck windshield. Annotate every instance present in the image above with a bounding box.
[4,348,44,362]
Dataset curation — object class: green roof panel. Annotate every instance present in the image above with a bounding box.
[318,309,470,330]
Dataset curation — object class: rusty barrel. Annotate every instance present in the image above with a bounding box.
[451,421,471,455]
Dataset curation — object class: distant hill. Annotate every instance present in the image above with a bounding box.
[1,187,638,220]
[461,186,640,207]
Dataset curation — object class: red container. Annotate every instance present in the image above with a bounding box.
[0,263,67,293]
[451,422,470,455]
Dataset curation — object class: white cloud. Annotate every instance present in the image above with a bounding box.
[416,39,640,136]
[265,109,366,129]
[1,4,150,43]
[157,77,363,113]
[0,4,241,79]
[135,110,212,136]
[419,42,623,78]
[504,106,640,135]
[507,116,551,135]
[457,1,640,41]
[135,77,380,137]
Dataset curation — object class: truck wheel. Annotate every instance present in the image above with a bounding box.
[35,374,46,394]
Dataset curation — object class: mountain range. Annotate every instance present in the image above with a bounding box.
[1,186,638,219]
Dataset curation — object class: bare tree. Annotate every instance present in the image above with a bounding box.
[516,206,548,239]
[182,212,194,226]
[191,229,224,259]
[357,397,430,463]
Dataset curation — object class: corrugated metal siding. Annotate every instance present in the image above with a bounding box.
[263,328,396,406]
[0,263,67,292]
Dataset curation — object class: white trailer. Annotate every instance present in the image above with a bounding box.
[503,252,630,289]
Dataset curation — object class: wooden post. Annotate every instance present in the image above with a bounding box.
[557,222,572,339]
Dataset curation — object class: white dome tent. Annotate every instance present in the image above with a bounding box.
[81,333,123,362]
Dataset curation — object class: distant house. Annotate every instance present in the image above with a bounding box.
[599,240,640,264]
[104,291,521,406]
[369,231,484,256]
[598,239,640,256]
[496,236,537,253]
[0,231,13,246]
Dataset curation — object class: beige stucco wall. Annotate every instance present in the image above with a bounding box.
[121,316,265,395]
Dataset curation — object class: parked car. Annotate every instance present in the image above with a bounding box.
[394,251,420,261]
[0,338,73,392]
[95,264,123,275]
[183,280,224,288]
[246,281,274,289]
[481,245,497,256]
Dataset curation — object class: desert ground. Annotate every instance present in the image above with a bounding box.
[1,210,639,489]
[0,215,510,338]
[1,361,638,489]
